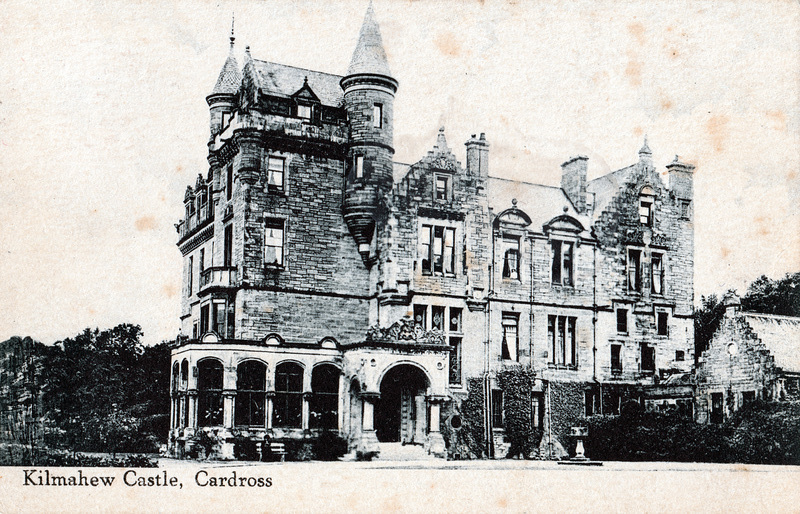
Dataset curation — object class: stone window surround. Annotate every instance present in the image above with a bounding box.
[418,218,460,276]
[264,217,286,268]
[549,236,576,288]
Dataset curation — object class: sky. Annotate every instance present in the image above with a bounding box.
[0,0,798,346]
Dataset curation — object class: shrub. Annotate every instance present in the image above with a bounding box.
[312,431,348,461]
[233,436,261,461]
[496,368,539,458]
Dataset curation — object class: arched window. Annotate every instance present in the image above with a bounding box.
[197,359,224,427]
[180,359,189,389]
[310,364,339,430]
[172,362,180,393]
[235,361,266,427]
[273,362,303,428]
[639,186,655,226]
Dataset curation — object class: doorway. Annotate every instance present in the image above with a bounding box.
[376,365,429,444]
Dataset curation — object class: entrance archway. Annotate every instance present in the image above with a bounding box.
[376,364,429,444]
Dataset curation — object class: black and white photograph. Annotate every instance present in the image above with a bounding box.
[1,0,798,511]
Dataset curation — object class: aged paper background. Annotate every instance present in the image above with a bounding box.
[0,0,798,511]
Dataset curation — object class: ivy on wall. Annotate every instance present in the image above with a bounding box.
[441,377,487,459]
[496,367,540,458]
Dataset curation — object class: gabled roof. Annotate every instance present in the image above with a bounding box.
[251,60,343,107]
[346,2,393,78]
[586,164,636,220]
[742,312,800,374]
[488,177,590,234]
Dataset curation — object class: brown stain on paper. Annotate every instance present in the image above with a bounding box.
[161,283,177,299]
[628,22,646,46]
[706,114,729,153]
[135,216,157,231]
[434,31,462,57]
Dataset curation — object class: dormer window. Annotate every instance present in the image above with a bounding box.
[639,186,655,226]
[502,236,520,280]
[373,103,383,128]
[434,174,450,201]
[297,104,312,120]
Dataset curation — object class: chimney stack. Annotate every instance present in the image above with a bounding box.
[561,155,588,214]
[465,133,489,177]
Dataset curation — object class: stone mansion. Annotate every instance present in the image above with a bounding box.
[168,4,696,459]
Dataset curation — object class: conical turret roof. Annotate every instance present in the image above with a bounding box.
[211,26,241,95]
[346,2,393,78]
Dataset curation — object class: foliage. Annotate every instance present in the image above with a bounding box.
[233,436,261,461]
[694,294,726,358]
[0,445,158,467]
[585,401,800,464]
[34,325,170,454]
[312,431,348,461]
[496,367,540,458]
[444,377,487,459]
[282,438,314,461]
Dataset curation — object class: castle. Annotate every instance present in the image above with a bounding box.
[168,4,696,459]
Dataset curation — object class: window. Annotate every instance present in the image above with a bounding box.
[211,300,226,336]
[226,164,233,201]
[491,389,503,428]
[434,175,450,201]
[223,224,233,267]
[651,253,664,295]
[267,156,285,191]
[657,311,669,336]
[310,364,339,430]
[200,304,210,336]
[551,240,574,286]
[187,256,193,297]
[431,305,445,331]
[273,362,303,428]
[197,359,224,427]
[172,362,180,393]
[628,249,642,292]
[639,186,654,226]
[221,111,232,129]
[641,343,655,373]
[264,219,284,266]
[502,236,520,280]
[199,248,205,275]
[235,361,266,427]
[354,155,364,178]
[297,104,312,120]
[501,313,519,361]
[448,308,463,385]
[680,200,691,219]
[710,393,723,424]
[413,304,427,330]
[675,350,685,362]
[616,309,628,334]
[420,224,456,274]
[611,344,622,374]
[548,315,577,367]
[585,390,597,416]
[372,103,383,128]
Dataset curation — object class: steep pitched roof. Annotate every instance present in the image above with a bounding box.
[251,60,343,107]
[346,2,393,78]
[211,42,241,96]
[488,177,591,234]
[742,312,800,373]
[586,164,636,220]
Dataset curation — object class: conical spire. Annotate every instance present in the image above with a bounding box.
[346,1,393,78]
[210,16,241,95]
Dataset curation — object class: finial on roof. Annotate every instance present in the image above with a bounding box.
[346,1,393,78]
[511,198,517,207]
[435,126,449,153]
[639,135,652,155]
[230,13,235,46]
[304,76,308,85]
[673,154,680,163]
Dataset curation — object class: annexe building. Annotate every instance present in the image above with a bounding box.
[168,5,695,459]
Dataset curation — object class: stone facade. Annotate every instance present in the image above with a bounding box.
[168,5,696,459]
[696,292,800,424]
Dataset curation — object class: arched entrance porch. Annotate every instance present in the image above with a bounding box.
[375,364,429,444]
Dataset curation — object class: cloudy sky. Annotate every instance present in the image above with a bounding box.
[1,0,798,346]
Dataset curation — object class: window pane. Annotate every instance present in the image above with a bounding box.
[355,155,364,178]
[449,337,462,385]
[265,221,284,266]
[372,104,382,128]
[433,226,444,273]
[414,304,427,329]
[435,176,448,200]
[551,241,562,284]
[563,243,574,286]
[432,306,445,331]
[444,228,455,273]
[449,307,462,333]
[617,309,627,334]
[420,226,431,272]
[267,157,284,189]
[652,255,663,294]
[611,345,622,373]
